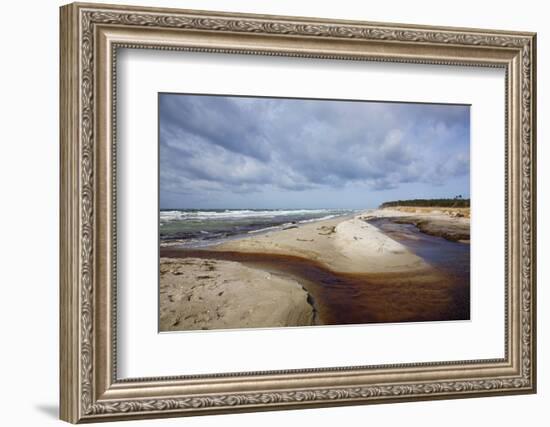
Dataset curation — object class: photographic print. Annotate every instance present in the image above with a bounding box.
[159,93,471,332]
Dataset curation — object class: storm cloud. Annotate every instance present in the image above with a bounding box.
[159,93,470,209]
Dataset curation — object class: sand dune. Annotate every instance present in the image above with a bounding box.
[212,213,427,273]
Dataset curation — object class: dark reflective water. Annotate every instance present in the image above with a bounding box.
[367,218,470,292]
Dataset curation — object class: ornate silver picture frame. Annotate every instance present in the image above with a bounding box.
[60,2,536,423]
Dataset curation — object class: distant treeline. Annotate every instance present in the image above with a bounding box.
[380,198,470,208]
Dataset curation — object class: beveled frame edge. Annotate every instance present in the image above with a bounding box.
[59,2,537,423]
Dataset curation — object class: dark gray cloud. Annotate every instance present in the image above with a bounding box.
[159,94,470,208]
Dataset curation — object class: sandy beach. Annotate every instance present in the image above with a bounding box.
[360,207,470,243]
[210,213,429,274]
[159,207,470,331]
[160,257,314,331]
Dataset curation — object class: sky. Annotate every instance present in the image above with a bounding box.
[159,93,470,209]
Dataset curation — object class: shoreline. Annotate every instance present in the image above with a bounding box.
[159,210,357,249]
[161,209,470,330]
[159,207,470,330]
[208,211,428,274]
[361,207,470,243]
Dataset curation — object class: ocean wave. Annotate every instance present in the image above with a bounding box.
[160,209,349,222]
[159,209,356,248]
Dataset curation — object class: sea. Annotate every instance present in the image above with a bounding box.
[159,208,356,248]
